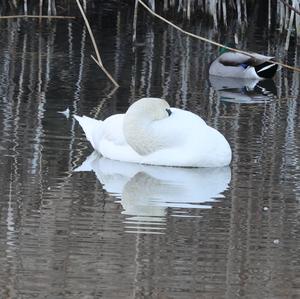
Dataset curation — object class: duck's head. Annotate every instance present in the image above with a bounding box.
[125,97,172,122]
[219,43,236,55]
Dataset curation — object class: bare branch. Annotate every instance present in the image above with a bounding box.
[76,0,119,87]
[0,15,75,19]
[279,0,300,16]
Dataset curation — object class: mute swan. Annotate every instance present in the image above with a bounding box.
[74,97,232,167]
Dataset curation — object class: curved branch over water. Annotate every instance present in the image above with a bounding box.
[76,0,120,87]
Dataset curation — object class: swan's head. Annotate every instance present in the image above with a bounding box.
[125,97,171,121]
[123,98,172,156]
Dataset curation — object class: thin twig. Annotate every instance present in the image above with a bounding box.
[138,0,300,73]
[76,0,119,87]
[91,55,120,87]
[279,0,300,16]
[0,15,75,19]
[76,0,103,66]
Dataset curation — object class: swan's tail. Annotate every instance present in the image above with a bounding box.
[74,115,103,149]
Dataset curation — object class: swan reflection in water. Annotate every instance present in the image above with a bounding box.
[74,152,231,234]
[209,75,277,104]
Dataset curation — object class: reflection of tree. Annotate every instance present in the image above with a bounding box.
[1,1,300,40]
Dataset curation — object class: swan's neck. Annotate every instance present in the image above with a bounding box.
[123,115,163,156]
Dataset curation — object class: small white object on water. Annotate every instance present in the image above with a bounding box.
[263,206,269,211]
[47,187,51,190]
[273,239,280,244]
[58,107,70,118]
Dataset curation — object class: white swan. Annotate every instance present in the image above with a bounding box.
[74,97,232,167]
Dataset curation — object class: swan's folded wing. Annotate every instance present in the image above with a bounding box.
[99,138,141,163]
[101,114,127,145]
[99,114,142,163]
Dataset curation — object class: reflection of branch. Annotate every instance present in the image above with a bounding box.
[91,85,118,119]
[137,0,300,73]
[76,0,120,87]
[279,0,300,16]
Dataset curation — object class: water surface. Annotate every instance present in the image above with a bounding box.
[0,6,300,299]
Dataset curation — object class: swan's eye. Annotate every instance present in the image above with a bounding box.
[166,108,172,116]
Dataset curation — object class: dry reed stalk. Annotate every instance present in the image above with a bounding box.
[138,0,300,73]
[90,55,120,87]
[133,0,138,43]
[0,15,75,19]
[24,0,28,14]
[48,0,52,15]
[76,0,119,87]
[52,0,57,15]
[293,0,299,33]
[39,0,43,16]
[279,0,300,15]
[285,8,295,50]
[268,0,271,28]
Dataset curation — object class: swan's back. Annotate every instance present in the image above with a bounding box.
[143,108,232,167]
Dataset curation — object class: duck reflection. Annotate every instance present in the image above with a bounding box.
[209,75,277,104]
[75,152,231,234]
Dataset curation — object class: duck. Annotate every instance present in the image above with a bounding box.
[209,75,277,104]
[209,47,278,79]
[74,97,232,167]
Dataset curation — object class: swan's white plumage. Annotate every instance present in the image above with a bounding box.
[74,97,232,167]
[74,115,103,149]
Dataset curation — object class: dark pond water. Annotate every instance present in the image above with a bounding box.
[0,5,300,299]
